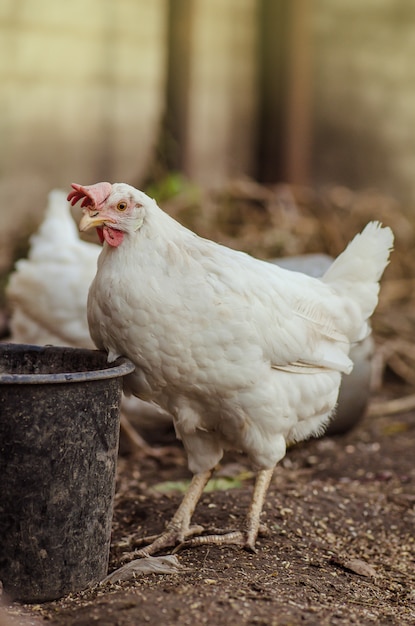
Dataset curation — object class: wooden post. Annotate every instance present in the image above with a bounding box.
[257,0,312,185]
[166,0,259,187]
[284,0,312,185]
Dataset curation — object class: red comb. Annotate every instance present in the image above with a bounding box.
[67,182,112,208]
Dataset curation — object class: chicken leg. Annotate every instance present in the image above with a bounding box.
[177,468,274,552]
[136,468,273,557]
[136,469,213,557]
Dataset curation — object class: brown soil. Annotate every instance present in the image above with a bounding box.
[3,387,414,626]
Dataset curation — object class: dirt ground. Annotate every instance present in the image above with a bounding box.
[3,383,414,626]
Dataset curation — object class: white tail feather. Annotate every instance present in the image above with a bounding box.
[323,221,393,283]
[322,221,394,323]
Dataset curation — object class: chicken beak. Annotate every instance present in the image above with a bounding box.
[79,210,115,232]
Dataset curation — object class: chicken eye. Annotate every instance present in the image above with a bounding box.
[117,201,128,212]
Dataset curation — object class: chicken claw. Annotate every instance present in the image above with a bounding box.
[135,524,205,557]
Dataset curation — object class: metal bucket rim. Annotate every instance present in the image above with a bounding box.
[0,343,135,384]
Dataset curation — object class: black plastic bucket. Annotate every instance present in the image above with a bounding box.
[0,343,135,603]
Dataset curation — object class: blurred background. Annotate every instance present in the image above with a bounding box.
[1,0,415,278]
[1,7,414,619]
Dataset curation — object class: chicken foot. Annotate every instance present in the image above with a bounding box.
[176,468,274,552]
[135,469,213,557]
[133,467,273,557]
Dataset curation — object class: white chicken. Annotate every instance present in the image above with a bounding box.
[69,181,393,556]
[6,190,171,454]
[7,190,97,348]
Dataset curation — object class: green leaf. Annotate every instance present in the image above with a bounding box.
[151,475,250,495]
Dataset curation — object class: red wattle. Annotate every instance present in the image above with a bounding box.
[103,226,124,247]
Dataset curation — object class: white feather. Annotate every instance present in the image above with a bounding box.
[7,190,98,348]
[85,183,394,473]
